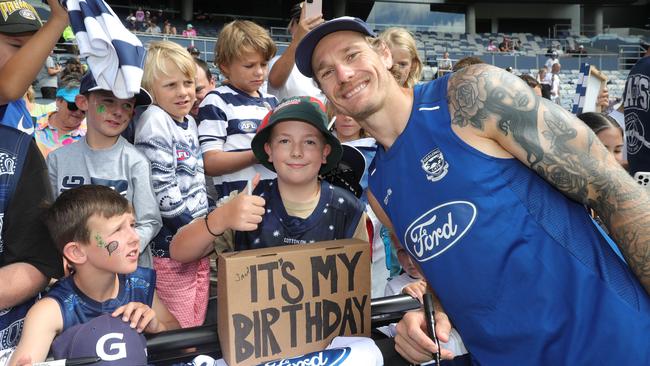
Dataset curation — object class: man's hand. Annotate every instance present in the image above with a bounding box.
[293,2,324,42]
[46,0,69,24]
[112,302,161,333]
[394,309,455,364]
[268,2,324,89]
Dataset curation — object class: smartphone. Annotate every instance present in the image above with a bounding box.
[304,0,322,19]
[634,171,650,186]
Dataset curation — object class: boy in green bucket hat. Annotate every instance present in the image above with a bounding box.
[170,96,368,263]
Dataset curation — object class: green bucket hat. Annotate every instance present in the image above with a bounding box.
[251,96,342,174]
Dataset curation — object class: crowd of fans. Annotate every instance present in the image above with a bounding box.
[1,0,649,365]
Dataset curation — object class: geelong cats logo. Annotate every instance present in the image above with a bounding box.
[421,148,448,182]
[404,201,477,262]
[0,152,16,176]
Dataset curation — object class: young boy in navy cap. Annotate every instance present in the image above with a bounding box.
[171,96,368,263]
[8,185,179,366]
[47,71,162,268]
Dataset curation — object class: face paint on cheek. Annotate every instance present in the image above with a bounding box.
[106,241,119,256]
[97,104,106,114]
[95,233,106,248]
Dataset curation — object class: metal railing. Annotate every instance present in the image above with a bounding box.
[618,44,645,70]
[130,32,290,66]
[442,52,621,72]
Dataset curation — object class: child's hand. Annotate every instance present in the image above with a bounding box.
[221,174,266,232]
[402,279,427,303]
[112,302,161,333]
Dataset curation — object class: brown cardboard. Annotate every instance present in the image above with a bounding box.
[217,239,371,366]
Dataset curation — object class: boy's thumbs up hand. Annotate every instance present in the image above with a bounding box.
[222,174,265,232]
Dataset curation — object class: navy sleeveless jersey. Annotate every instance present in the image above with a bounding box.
[46,267,155,332]
[0,126,34,349]
[369,74,650,365]
[234,180,365,250]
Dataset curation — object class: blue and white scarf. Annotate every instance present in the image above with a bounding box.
[63,0,145,99]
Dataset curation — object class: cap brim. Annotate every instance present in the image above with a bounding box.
[0,23,40,34]
[296,17,376,78]
[85,86,152,107]
[339,144,366,183]
[134,88,153,107]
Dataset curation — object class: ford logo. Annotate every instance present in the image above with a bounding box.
[261,347,350,366]
[239,121,258,133]
[404,201,477,262]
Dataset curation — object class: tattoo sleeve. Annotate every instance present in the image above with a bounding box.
[448,64,650,295]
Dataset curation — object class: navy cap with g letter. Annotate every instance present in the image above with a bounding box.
[51,314,148,366]
[295,16,376,78]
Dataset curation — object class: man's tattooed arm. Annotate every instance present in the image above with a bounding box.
[447,63,650,294]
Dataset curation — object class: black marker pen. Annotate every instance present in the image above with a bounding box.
[424,293,441,365]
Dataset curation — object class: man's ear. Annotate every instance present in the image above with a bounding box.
[321,143,332,164]
[264,142,273,163]
[63,241,88,265]
[75,94,89,112]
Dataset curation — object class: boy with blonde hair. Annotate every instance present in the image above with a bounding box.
[134,40,209,327]
[8,185,179,366]
[197,20,278,198]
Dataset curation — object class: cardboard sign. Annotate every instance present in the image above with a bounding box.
[217,239,371,366]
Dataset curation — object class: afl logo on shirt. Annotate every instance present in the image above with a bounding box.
[404,201,476,262]
[238,120,258,133]
[176,149,190,161]
[421,148,448,182]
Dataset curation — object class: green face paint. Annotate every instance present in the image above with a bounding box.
[94,233,119,256]
[95,233,106,248]
[97,104,106,114]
